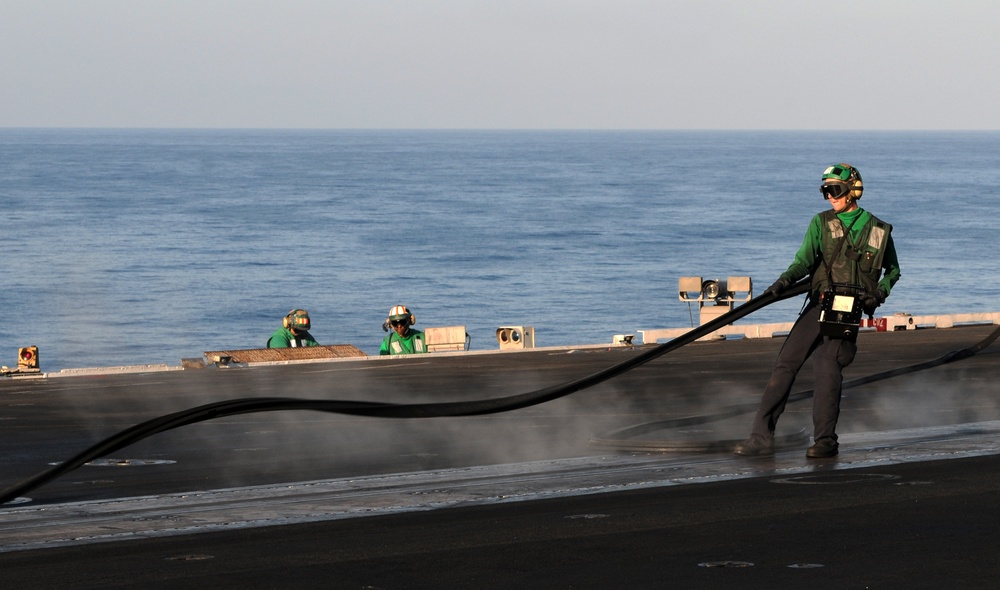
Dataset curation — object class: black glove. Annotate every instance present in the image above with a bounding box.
[763,278,790,297]
[861,288,887,316]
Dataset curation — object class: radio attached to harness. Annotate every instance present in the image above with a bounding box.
[818,284,864,342]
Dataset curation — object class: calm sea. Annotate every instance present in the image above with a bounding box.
[2,129,998,372]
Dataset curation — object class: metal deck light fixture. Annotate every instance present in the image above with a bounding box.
[678,276,753,330]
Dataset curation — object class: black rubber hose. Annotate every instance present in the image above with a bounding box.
[1,281,810,504]
[590,322,1000,449]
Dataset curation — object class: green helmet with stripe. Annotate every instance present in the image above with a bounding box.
[821,163,864,201]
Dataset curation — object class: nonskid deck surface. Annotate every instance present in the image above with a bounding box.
[1,324,999,585]
[2,419,1000,554]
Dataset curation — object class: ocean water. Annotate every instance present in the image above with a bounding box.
[2,129,998,372]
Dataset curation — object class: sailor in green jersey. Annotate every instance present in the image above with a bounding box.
[734,163,900,459]
[267,309,320,348]
[379,305,427,355]
[780,207,900,305]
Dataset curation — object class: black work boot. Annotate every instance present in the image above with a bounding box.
[733,436,774,457]
[806,438,839,458]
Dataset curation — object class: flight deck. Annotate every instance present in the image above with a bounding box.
[1,321,999,587]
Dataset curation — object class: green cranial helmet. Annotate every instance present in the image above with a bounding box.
[821,163,864,200]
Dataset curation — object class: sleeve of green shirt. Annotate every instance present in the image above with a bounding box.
[878,235,901,296]
[268,328,292,348]
[779,214,824,284]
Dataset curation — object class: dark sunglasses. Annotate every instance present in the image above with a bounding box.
[820,183,852,199]
[390,319,408,327]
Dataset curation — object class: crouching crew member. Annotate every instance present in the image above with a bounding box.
[734,163,901,459]
[379,305,427,355]
[268,309,319,348]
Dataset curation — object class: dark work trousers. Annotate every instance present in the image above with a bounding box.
[749,301,858,443]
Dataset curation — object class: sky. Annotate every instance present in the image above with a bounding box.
[2,0,998,130]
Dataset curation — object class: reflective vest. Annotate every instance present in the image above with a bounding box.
[384,331,426,355]
[812,209,892,296]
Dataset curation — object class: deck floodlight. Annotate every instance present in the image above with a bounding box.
[702,279,722,300]
[496,326,535,350]
[18,346,40,371]
[678,276,703,301]
[678,276,753,330]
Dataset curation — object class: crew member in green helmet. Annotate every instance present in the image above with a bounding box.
[379,305,427,355]
[734,163,901,459]
[267,309,319,348]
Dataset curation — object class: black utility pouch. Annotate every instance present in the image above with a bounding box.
[818,284,864,342]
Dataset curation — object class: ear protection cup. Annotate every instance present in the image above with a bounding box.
[849,174,864,200]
